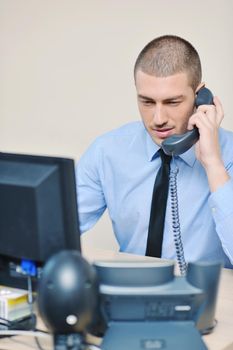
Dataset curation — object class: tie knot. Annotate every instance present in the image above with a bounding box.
[159,149,172,165]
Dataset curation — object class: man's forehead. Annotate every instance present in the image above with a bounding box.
[135,70,192,99]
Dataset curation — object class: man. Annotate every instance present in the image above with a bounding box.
[76,35,233,268]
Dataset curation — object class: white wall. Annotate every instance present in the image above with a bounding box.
[1,0,232,251]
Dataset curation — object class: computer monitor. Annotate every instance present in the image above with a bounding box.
[0,152,81,290]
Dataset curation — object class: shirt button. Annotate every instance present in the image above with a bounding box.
[211,207,216,213]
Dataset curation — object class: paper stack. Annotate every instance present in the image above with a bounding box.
[0,286,31,322]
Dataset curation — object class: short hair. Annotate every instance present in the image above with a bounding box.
[134,35,202,90]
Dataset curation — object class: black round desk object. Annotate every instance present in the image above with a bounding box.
[37,250,99,350]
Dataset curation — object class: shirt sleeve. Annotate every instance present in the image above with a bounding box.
[75,140,106,233]
[208,176,233,265]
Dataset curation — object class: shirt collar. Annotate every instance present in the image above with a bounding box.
[145,130,197,167]
[146,131,160,161]
[179,146,197,167]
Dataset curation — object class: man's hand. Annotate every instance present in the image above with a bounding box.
[187,96,230,192]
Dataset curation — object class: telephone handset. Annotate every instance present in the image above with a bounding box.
[161,87,214,156]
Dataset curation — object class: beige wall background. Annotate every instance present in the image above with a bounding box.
[1,0,233,251]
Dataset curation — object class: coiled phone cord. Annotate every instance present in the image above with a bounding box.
[169,165,187,275]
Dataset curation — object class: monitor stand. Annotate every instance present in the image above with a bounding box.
[101,321,207,350]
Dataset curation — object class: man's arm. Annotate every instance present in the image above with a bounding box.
[188,97,233,264]
[76,141,107,233]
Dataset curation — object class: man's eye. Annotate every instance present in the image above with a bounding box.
[168,101,181,105]
[142,100,154,105]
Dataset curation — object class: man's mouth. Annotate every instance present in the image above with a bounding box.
[152,128,175,139]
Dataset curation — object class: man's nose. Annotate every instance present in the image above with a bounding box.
[152,105,168,126]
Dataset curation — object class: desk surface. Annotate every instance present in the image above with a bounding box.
[0,246,232,350]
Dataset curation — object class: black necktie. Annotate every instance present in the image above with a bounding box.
[146,149,172,257]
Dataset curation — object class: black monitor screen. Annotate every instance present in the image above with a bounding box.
[0,152,81,290]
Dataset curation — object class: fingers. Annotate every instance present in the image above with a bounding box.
[187,96,224,131]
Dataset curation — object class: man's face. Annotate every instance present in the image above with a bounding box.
[135,70,197,145]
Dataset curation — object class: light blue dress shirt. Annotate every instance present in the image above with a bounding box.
[76,121,233,268]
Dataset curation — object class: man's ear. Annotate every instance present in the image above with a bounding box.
[195,82,205,94]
